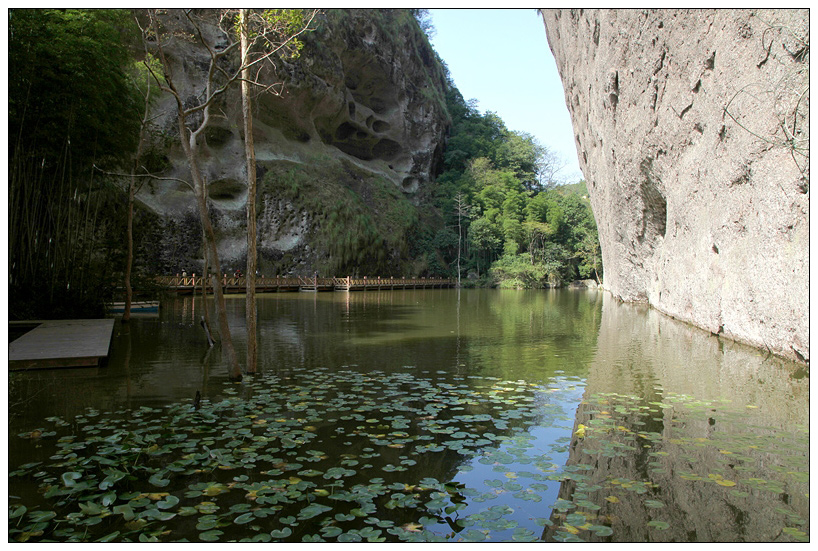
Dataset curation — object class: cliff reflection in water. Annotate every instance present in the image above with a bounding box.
[543,293,809,542]
[8,289,807,542]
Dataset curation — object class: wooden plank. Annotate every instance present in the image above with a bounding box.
[108,301,160,313]
[8,319,115,371]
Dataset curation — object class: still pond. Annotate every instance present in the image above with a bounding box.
[8,289,809,542]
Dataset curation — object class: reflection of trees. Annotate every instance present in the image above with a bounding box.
[16,288,599,436]
[541,294,809,542]
[465,289,602,381]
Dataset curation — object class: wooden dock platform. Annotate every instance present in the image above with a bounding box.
[9,319,115,371]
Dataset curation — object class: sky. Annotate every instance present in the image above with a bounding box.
[427,8,583,184]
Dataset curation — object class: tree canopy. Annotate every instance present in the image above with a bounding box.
[425,79,602,287]
[8,9,152,319]
[9,9,144,172]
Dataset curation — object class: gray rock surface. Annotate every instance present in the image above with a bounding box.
[540,9,809,363]
[138,9,448,275]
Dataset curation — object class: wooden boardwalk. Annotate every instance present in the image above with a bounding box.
[9,319,115,371]
[156,275,456,295]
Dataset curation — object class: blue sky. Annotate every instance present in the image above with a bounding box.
[427,8,583,184]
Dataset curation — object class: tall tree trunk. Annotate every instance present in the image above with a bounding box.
[240,9,258,374]
[200,226,215,347]
[145,9,246,381]
[180,117,242,381]
[123,68,152,323]
[123,177,135,322]
[197,183,241,381]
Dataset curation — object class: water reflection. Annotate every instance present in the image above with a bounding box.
[7,289,808,543]
[540,293,809,542]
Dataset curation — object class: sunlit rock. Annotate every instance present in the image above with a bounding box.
[540,9,809,363]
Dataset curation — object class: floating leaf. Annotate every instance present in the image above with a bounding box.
[199,530,223,541]
[157,495,179,509]
[203,483,228,496]
[782,527,809,542]
[95,531,120,542]
[462,529,488,542]
[511,527,538,542]
[271,527,293,539]
[321,526,343,538]
[148,472,170,488]
[298,503,332,520]
[79,501,105,516]
[324,467,355,479]
[142,508,176,521]
[195,502,219,514]
[28,510,57,523]
[647,520,669,530]
[9,505,27,519]
[707,474,737,487]
[589,525,614,537]
[61,472,81,487]
[234,512,255,525]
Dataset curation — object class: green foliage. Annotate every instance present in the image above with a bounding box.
[430,82,601,287]
[8,9,154,318]
[230,9,311,61]
[490,253,547,289]
[262,160,419,276]
[9,8,144,172]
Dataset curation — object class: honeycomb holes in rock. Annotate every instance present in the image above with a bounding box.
[208,179,247,207]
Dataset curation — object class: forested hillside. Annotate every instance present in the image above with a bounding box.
[423,84,601,287]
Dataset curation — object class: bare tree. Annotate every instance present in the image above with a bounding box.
[234,9,317,373]
[239,9,258,374]
[142,9,316,380]
[143,9,246,380]
[122,73,152,323]
[536,147,568,190]
[453,192,471,288]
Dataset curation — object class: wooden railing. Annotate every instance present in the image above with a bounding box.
[154,275,455,294]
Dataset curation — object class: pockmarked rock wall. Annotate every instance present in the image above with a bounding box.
[540,9,809,363]
[138,9,449,276]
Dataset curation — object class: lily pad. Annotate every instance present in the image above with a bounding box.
[647,520,670,530]
[199,530,223,541]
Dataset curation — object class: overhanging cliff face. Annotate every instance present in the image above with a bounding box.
[540,9,809,363]
[138,9,449,276]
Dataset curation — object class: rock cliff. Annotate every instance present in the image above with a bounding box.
[138,9,449,277]
[540,9,809,363]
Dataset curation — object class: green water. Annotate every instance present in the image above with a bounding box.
[8,289,809,542]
